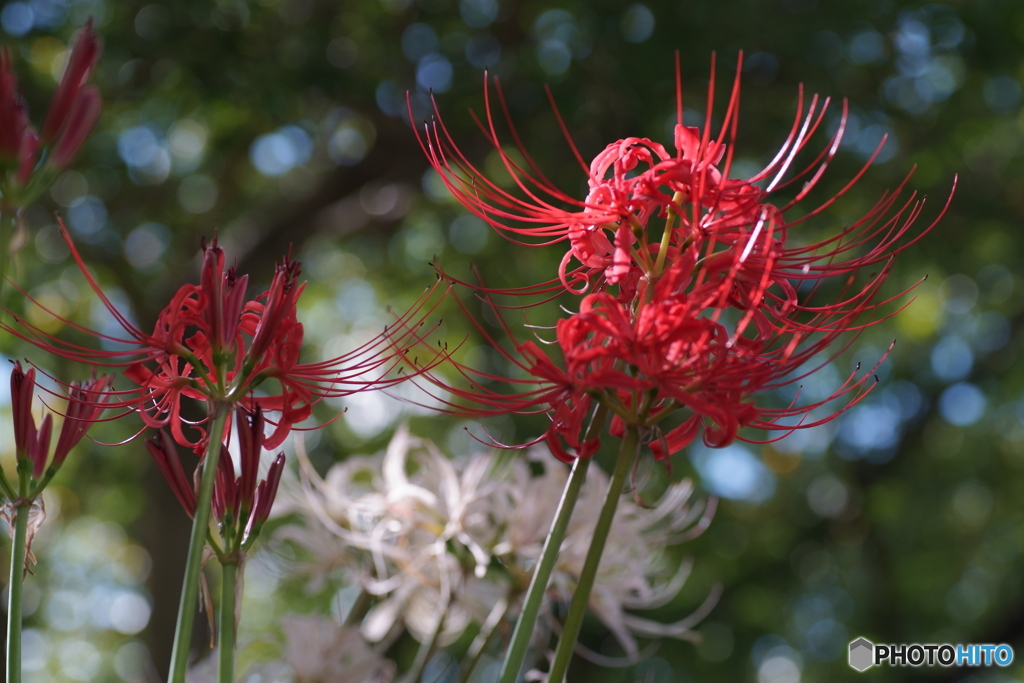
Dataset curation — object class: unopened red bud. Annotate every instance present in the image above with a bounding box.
[146,430,197,517]
[51,375,111,467]
[0,49,27,162]
[215,441,238,522]
[236,407,264,515]
[247,257,302,365]
[254,453,285,524]
[31,414,53,479]
[10,362,37,458]
[16,128,40,187]
[41,19,101,143]
[48,87,101,169]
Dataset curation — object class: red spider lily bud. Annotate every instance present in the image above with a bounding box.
[252,453,285,525]
[29,414,53,478]
[51,375,112,468]
[200,240,249,353]
[236,407,264,517]
[41,19,101,143]
[223,271,249,346]
[247,257,303,367]
[10,362,37,457]
[146,430,197,517]
[214,444,238,523]
[16,128,39,187]
[0,48,27,163]
[47,86,101,169]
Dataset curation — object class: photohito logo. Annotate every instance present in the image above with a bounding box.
[848,637,1014,671]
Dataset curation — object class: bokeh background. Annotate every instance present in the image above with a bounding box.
[0,0,1020,681]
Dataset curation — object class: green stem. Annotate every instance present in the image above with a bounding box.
[169,408,231,683]
[6,501,29,683]
[27,467,57,500]
[496,405,608,683]
[0,466,16,501]
[6,462,31,683]
[546,427,638,683]
[217,561,238,683]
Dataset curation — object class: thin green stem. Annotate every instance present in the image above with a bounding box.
[546,427,638,683]
[0,466,16,501]
[217,561,238,683]
[27,466,58,500]
[169,408,231,683]
[6,503,28,683]
[6,463,31,683]
[496,405,608,683]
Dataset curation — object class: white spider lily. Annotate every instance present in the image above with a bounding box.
[274,425,716,660]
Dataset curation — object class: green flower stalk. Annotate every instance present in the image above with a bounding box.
[147,407,286,683]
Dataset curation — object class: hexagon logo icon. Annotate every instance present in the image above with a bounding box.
[849,637,874,672]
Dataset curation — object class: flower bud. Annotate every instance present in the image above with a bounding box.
[30,414,53,479]
[146,430,197,517]
[236,407,264,516]
[253,453,285,525]
[16,128,39,187]
[0,49,27,164]
[48,87,101,169]
[41,19,101,143]
[10,362,37,459]
[51,375,111,468]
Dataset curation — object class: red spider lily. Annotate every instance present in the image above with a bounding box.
[0,20,100,198]
[399,235,907,462]
[5,222,448,452]
[9,361,111,484]
[400,51,954,461]
[146,407,285,551]
[414,53,952,308]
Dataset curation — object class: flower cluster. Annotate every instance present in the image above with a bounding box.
[0,20,101,208]
[5,225,447,452]
[146,407,285,554]
[3,362,109,565]
[275,426,713,661]
[7,362,109,494]
[408,55,954,459]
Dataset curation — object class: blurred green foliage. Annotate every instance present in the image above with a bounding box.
[2,0,1024,681]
